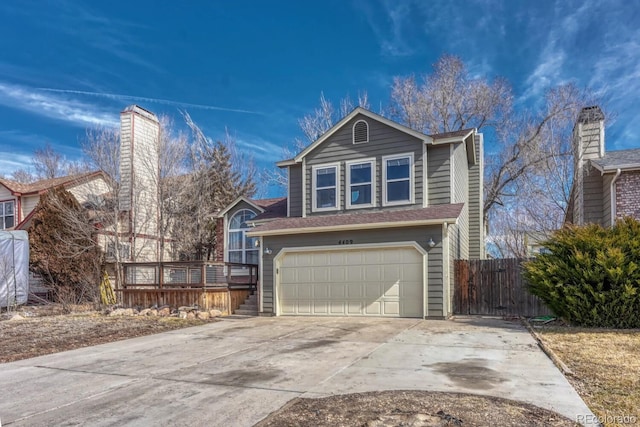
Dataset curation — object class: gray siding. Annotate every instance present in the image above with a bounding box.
[427,145,451,205]
[262,226,445,317]
[603,174,613,226]
[468,134,484,259]
[451,143,469,260]
[304,114,424,215]
[288,165,303,217]
[583,164,604,225]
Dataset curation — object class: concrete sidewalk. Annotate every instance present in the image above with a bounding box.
[0,317,593,426]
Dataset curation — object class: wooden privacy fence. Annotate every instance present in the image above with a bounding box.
[454,258,553,317]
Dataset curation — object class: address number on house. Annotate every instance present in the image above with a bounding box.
[338,239,354,245]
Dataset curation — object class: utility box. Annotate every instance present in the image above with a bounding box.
[0,230,29,308]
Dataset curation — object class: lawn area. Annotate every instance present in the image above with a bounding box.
[536,326,640,427]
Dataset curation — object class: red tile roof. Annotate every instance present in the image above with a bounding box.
[248,203,464,235]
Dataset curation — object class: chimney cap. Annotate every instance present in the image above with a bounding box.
[578,106,604,123]
[121,105,159,122]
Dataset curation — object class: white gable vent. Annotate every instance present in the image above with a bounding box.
[353,120,369,144]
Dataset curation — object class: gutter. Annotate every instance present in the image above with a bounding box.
[246,217,459,237]
[610,168,622,226]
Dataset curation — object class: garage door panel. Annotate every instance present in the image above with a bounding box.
[384,283,400,298]
[383,301,400,315]
[313,283,329,299]
[329,283,346,298]
[279,247,423,318]
[365,301,382,315]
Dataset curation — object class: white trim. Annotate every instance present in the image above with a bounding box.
[442,222,450,317]
[592,161,640,173]
[276,159,296,168]
[286,166,291,218]
[611,168,622,226]
[217,196,264,218]
[345,158,376,209]
[294,107,431,162]
[382,153,415,207]
[273,241,428,318]
[450,144,455,202]
[352,119,369,144]
[422,143,428,208]
[311,162,340,212]
[259,236,264,313]
[227,209,259,264]
[430,130,474,145]
[302,158,307,217]
[247,216,459,237]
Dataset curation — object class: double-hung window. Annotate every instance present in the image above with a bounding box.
[228,209,259,265]
[312,164,339,211]
[382,153,414,206]
[0,200,15,230]
[346,159,375,209]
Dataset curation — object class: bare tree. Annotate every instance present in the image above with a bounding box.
[264,92,370,191]
[389,55,597,255]
[10,168,35,183]
[173,112,256,261]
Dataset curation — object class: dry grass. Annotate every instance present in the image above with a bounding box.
[537,327,640,427]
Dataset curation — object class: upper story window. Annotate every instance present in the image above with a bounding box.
[312,164,339,212]
[382,153,414,206]
[0,200,15,230]
[346,159,375,209]
[228,209,258,264]
[353,120,369,144]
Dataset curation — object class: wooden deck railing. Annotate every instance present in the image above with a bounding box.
[121,261,258,290]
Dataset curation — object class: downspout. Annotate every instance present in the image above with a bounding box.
[610,168,621,226]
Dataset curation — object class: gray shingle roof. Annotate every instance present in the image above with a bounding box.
[591,149,640,171]
[247,203,464,235]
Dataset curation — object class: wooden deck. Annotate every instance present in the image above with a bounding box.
[116,261,258,314]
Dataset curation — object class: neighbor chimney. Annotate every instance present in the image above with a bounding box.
[572,106,605,225]
[119,105,160,261]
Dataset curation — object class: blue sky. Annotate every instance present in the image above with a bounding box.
[1,0,639,196]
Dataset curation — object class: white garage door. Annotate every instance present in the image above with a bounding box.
[278,246,423,318]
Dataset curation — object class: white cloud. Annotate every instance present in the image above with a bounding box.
[36,88,263,115]
[0,153,33,175]
[0,82,118,127]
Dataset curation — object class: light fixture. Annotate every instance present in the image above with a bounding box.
[264,247,272,255]
[427,237,436,248]
[254,239,261,248]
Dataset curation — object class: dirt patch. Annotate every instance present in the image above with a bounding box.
[536,325,640,427]
[0,305,215,363]
[256,390,579,427]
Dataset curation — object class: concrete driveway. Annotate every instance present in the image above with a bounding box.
[0,316,592,426]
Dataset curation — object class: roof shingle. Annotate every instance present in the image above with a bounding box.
[591,148,640,171]
[248,203,464,235]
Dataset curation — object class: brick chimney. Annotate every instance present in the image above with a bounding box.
[572,106,605,225]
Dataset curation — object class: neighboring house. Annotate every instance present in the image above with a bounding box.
[0,171,111,231]
[217,107,485,319]
[567,106,640,226]
[0,104,163,264]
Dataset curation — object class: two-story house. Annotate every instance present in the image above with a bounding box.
[216,108,484,319]
[567,106,640,226]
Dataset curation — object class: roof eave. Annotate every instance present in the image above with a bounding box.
[246,217,459,237]
[217,196,266,218]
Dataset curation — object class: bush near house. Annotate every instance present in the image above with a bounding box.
[29,186,103,306]
[524,217,640,328]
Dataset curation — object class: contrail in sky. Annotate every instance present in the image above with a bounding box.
[36,87,263,115]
